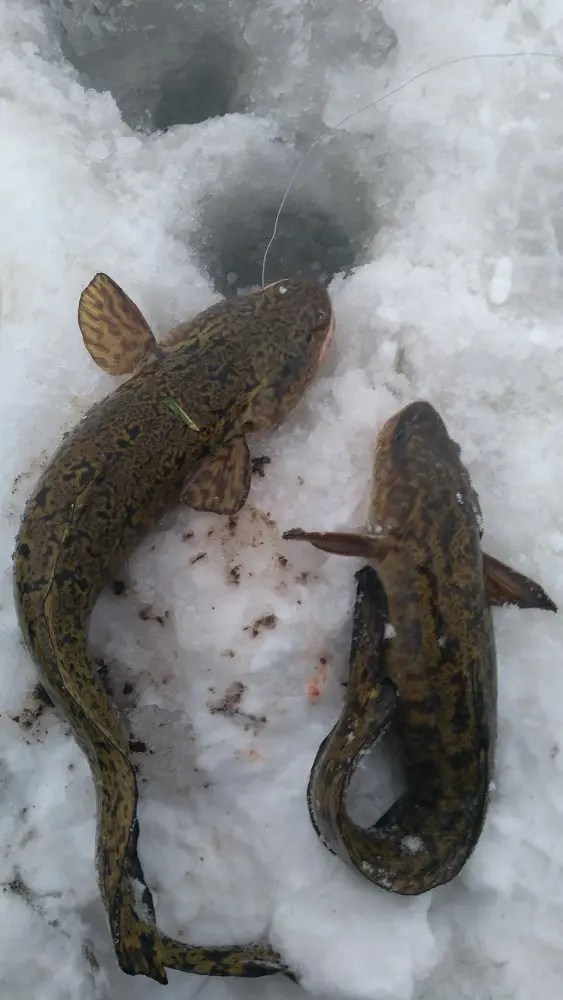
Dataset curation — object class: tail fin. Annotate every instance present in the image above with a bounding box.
[37,626,290,983]
[306,564,485,895]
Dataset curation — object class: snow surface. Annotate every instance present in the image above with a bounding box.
[2,1,563,999]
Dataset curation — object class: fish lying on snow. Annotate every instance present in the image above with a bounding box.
[284,400,556,894]
[13,273,333,983]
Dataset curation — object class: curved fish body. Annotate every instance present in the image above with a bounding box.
[284,401,556,894]
[13,273,333,982]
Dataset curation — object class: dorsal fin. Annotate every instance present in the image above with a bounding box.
[78,273,158,375]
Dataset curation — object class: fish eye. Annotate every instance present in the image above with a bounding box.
[395,426,408,442]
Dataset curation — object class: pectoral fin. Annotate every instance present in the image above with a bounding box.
[78,273,159,375]
[282,528,398,561]
[483,552,557,612]
[182,436,252,515]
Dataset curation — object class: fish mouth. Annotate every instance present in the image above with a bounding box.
[263,275,334,367]
[318,312,335,365]
[375,408,401,461]
[376,401,445,459]
[262,278,287,291]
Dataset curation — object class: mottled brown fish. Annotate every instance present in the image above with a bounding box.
[13,273,333,983]
[284,400,556,893]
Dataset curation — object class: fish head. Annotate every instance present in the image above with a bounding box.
[372,400,484,536]
[239,277,334,432]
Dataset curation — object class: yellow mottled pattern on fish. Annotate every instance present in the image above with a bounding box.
[13,273,333,983]
[284,400,556,894]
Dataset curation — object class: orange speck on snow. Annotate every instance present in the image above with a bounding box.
[306,660,328,701]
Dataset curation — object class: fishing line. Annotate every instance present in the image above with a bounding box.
[187,977,210,1000]
[260,50,563,288]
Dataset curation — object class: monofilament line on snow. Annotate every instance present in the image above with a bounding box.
[261,50,563,287]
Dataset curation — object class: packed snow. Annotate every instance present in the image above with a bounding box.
[2,0,563,998]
